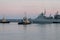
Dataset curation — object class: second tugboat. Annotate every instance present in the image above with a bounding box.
[18,13,31,25]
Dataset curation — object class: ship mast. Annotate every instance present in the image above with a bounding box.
[23,12,28,21]
[56,11,59,15]
[2,16,6,20]
[44,9,46,15]
[24,12,27,18]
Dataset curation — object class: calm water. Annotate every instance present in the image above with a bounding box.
[0,23,60,40]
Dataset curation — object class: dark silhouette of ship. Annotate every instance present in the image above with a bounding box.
[53,11,60,23]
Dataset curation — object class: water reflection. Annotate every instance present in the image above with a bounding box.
[0,24,6,32]
[23,25,27,29]
[0,23,60,40]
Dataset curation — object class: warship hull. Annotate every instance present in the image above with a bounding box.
[33,19,60,24]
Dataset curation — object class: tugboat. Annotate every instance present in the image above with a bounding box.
[0,17,10,23]
[18,13,31,25]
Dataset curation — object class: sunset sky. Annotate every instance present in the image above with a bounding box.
[0,0,60,19]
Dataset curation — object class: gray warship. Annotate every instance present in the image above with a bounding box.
[33,11,60,23]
